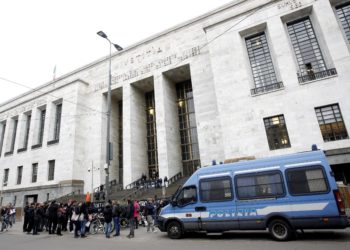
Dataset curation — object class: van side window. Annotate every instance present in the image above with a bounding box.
[200,177,233,202]
[286,166,329,195]
[177,186,197,206]
[236,171,285,199]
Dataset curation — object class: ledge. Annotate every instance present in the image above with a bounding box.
[4,151,13,156]
[17,147,27,153]
[31,144,42,150]
[47,139,59,146]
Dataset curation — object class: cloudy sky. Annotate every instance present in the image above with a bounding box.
[0,0,233,104]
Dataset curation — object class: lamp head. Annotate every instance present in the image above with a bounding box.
[113,43,123,51]
[97,31,108,39]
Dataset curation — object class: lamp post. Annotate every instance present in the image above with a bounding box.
[87,161,99,203]
[97,30,123,202]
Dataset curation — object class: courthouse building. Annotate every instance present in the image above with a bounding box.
[1,0,350,206]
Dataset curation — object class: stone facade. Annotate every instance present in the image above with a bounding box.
[1,0,350,206]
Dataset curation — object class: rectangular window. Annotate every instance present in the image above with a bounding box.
[9,118,18,153]
[264,115,291,150]
[54,103,62,141]
[145,91,159,179]
[38,109,46,145]
[176,80,201,177]
[236,171,284,199]
[17,166,23,185]
[336,3,350,44]
[176,186,197,206]
[3,168,9,187]
[200,177,232,202]
[48,160,55,181]
[23,114,31,149]
[32,163,38,183]
[287,17,336,83]
[315,104,348,141]
[0,121,6,156]
[245,32,282,94]
[287,166,328,195]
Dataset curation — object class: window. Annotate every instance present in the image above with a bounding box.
[236,171,285,199]
[54,103,62,141]
[38,109,46,145]
[176,186,197,206]
[3,168,9,186]
[176,80,201,176]
[200,177,233,202]
[0,121,6,156]
[8,118,18,154]
[48,160,55,181]
[287,17,337,83]
[22,113,31,150]
[315,104,348,141]
[245,32,282,94]
[145,91,159,179]
[118,101,123,185]
[17,166,23,185]
[264,115,291,150]
[287,166,328,195]
[336,2,350,44]
[32,163,38,183]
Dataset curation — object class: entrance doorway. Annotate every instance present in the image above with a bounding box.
[24,194,38,205]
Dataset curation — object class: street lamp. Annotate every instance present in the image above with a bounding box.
[97,30,123,202]
[87,161,99,203]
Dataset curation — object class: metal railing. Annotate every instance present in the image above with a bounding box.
[297,68,337,83]
[168,172,183,185]
[250,82,283,95]
[125,177,143,190]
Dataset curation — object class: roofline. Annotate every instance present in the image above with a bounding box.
[1,0,248,107]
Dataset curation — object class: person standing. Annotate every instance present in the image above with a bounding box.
[133,200,140,229]
[103,203,113,238]
[48,201,58,234]
[112,200,121,236]
[79,202,88,238]
[145,199,156,232]
[23,202,30,232]
[126,198,135,238]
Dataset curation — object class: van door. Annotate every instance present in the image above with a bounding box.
[198,176,239,232]
[173,186,200,232]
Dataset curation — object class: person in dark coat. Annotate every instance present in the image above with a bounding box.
[23,202,30,232]
[126,198,135,238]
[32,203,43,235]
[103,204,113,238]
[48,200,58,234]
[26,203,35,234]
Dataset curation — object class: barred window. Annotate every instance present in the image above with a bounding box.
[236,172,284,200]
[23,114,31,149]
[10,118,18,153]
[200,177,232,202]
[264,115,291,150]
[315,104,348,142]
[48,160,55,181]
[245,32,280,94]
[38,109,46,145]
[0,121,6,156]
[287,17,336,83]
[287,166,328,195]
[17,166,23,185]
[32,163,38,183]
[54,104,62,141]
[336,3,350,44]
[3,168,9,186]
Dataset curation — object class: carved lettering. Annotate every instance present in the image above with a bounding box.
[277,0,302,10]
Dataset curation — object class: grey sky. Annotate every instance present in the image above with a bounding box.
[0,0,233,104]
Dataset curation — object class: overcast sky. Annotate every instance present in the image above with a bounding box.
[0,0,233,104]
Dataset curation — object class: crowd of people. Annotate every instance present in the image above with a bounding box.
[1,197,167,239]
[0,203,16,232]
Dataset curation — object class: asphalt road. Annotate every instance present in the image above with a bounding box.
[1,222,350,250]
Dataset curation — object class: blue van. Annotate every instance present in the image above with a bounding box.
[157,149,349,241]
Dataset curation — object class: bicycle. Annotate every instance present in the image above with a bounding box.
[89,213,115,235]
[0,215,10,232]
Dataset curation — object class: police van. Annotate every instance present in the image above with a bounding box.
[157,148,349,241]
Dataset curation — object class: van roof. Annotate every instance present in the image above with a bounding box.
[185,150,328,185]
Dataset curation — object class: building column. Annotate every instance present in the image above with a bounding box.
[123,83,148,187]
[154,73,182,181]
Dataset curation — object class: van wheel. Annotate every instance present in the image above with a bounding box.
[167,221,182,239]
[268,219,292,241]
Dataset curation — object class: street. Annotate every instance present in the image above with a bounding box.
[1,222,350,250]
